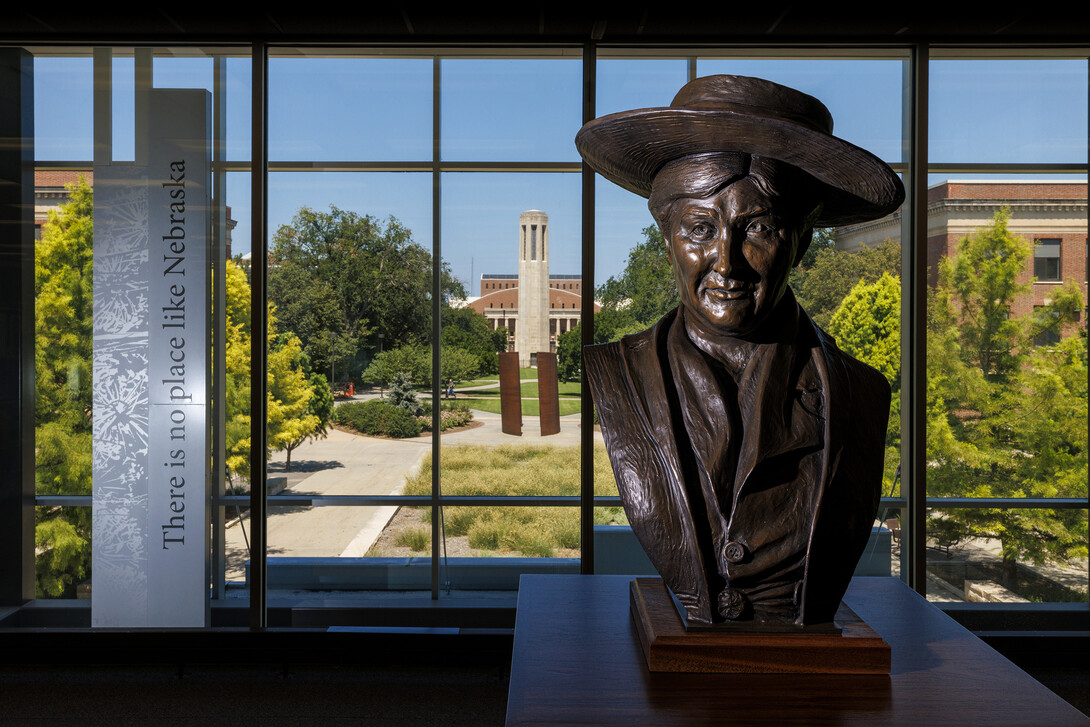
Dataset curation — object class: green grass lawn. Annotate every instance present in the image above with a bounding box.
[397,443,626,557]
[459,377,499,388]
[460,397,581,416]
[456,380,581,398]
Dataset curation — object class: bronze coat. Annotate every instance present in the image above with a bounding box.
[585,305,891,625]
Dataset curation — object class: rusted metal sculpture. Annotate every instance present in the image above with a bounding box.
[498,351,523,436]
[577,75,903,627]
[536,352,562,436]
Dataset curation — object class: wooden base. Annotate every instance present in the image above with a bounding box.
[630,578,891,674]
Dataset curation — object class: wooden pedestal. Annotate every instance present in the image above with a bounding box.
[630,578,891,674]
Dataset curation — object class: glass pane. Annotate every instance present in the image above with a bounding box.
[30,47,250,607]
[927,508,1088,603]
[270,55,432,162]
[925,172,1088,601]
[264,165,436,582]
[596,57,689,116]
[379,503,581,560]
[868,507,902,579]
[265,170,433,490]
[697,57,905,163]
[930,59,1089,164]
[257,504,434,593]
[34,55,93,161]
[441,58,582,162]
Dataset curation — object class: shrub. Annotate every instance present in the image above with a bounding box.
[441,507,478,537]
[395,528,429,552]
[417,400,474,432]
[333,399,424,438]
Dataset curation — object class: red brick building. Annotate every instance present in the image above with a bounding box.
[463,273,598,351]
[35,170,236,255]
[836,180,1087,324]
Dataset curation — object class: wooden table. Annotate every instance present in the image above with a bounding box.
[506,575,1088,726]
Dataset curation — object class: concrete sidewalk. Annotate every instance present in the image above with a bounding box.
[224,407,595,579]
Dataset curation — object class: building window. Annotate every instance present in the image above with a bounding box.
[1033,305,1062,346]
[1034,238,1061,281]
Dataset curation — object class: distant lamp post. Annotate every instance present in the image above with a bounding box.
[378,332,384,353]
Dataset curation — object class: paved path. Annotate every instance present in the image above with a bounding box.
[224,403,595,579]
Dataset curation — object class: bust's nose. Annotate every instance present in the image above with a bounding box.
[710,228,737,278]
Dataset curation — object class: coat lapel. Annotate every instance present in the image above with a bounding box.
[733,316,831,512]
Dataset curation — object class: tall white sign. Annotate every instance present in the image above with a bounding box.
[92,88,211,627]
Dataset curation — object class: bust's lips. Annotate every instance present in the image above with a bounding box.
[703,283,752,301]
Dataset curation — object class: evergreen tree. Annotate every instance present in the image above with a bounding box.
[386,372,422,416]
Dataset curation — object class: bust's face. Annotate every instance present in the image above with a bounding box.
[665,177,800,338]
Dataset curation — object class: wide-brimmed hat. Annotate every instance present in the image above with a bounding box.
[575,75,904,226]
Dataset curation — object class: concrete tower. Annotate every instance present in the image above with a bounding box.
[515,210,550,367]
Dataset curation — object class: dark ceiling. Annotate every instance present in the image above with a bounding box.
[2,9,1089,45]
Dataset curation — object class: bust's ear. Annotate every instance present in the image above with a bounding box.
[792,226,814,267]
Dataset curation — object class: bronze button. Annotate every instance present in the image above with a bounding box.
[723,540,747,564]
[718,588,747,620]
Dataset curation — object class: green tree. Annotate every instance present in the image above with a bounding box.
[386,372,422,415]
[34,177,94,597]
[828,272,900,390]
[796,227,837,270]
[556,323,582,382]
[827,273,902,492]
[280,371,334,472]
[440,346,481,385]
[362,342,480,389]
[560,226,681,379]
[441,306,504,375]
[927,208,1087,574]
[269,206,465,382]
[361,344,431,388]
[223,260,325,482]
[266,262,356,386]
[596,225,679,331]
[792,238,901,329]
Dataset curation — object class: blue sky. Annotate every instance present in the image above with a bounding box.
[33,54,1088,289]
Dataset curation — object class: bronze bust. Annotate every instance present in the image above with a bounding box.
[576,75,903,627]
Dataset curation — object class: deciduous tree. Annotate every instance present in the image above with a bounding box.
[223,260,325,481]
[441,306,504,375]
[269,206,464,383]
[34,177,93,597]
[792,238,901,329]
[927,208,1087,573]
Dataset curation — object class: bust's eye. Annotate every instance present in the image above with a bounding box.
[746,220,774,236]
[689,222,715,242]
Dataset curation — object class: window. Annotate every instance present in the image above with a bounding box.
[927,55,1088,606]
[4,38,1087,632]
[1035,238,1061,281]
[1034,305,1062,346]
